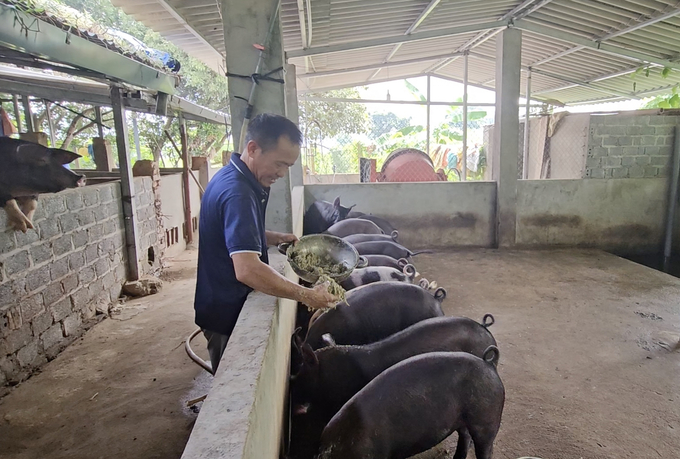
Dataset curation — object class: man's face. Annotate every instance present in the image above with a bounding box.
[245,135,300,187]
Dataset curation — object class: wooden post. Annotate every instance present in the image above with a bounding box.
[21,95,34,132]
[110,86,141,281]
[12,95,22,132]
[179,114,193,244]
[95,106,104,138]
[44,100,56,147]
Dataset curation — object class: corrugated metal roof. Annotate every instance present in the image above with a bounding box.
[110,0,680,105]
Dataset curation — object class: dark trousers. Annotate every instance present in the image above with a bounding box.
[202,329,230,374]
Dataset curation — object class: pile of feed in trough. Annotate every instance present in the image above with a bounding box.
[288,249,347,304]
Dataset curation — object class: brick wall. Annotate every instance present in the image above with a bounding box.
[0,177,161,390]
[586,112,678,179]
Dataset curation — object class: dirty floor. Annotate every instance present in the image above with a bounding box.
[2,249,679,459]
[413,249,680,459]
[0,248,210,459]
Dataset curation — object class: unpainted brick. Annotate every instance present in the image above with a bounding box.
[62,313,82,337]
[1,305,22,335]
[77,210,96,226]
[87,279,104,300]
[635,156,651,165]
[42,196,66,215]
[67,251,86,272]
[27,266,51,292]
[51,297,72,322]
[93,205,109,222]
[601,136,619,146]
[58,213,79,234]
[37,218,60,240]
[94,258,110,278]
[617,137,633,146]
[622,147,641,156]
[645,146,660,155]
[657,166,671,177]
[603,157,622,167]
[51,235,73,257]
[16,340,39,367]
[621,157,635,166]
[588,146,608,157]
[84,244,99,265]
[643,166,659,177]
[656,136,670,145]
[49,257,69,281]
[625,126,642,135]
[4,324,32,354]
[629,165,645,178]
[41,323,64,350]
[21,293,44,321]
[612,168,629,178]
[640,135,658,146]
[0,231,15,253]
[61,273,79,295]
[42,282,64,306]
[78,265,96,285]
[655,126,675,135]
[640,126,656,135]
[15,230,39,247]
[88,223,105,243]
[4,251,30,277]
[70,288,92,309]
[588,168,606,179]
[31,312,54,336]
[606,146,624,156]
[103,219,120,235]
[30,243,53,265]
[651,156,670,166]
[648,116,671,125]
[72,229,88,249]
[596,126,625,136]
[82,187,100,207]
[102,272,116,291]
[109,285,122,303]
[99,185,114,203]
[65,192,84,211]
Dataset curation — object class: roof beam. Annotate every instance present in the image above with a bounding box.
[156,0,225,64]
[423,0,554,74]
[514,19,680,70]
[368,0,442,82]
[286,20,510,58]
[468,51,640,99]
[527,7,680,68]
[297,72,428,94]
[0,4,178,94]
[297,51,464,79]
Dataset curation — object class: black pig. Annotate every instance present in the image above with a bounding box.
[303,197,353,235]
[318,349,505,459]
[0,138,85,232]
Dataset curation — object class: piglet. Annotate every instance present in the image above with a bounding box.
[317,348,505,459]
[0,138,85,232]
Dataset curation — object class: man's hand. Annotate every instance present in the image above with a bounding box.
[302,282,341,310]
[266,230,298,246]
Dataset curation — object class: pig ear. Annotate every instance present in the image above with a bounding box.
[333,196,341,208]
[301,343,318,367]
[15,143,50,166]
[50,148,82,165]
[321,333,336,347]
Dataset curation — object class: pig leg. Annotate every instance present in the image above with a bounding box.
[4,199,33,233]
[17,196,38,225]
[467,424,498,459]
[452,428,471,459]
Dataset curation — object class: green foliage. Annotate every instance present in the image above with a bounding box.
[300,88,369,140]
[4,0,230,166]
[369,112,411,139]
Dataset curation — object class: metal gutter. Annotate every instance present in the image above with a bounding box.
[0,3,178,94]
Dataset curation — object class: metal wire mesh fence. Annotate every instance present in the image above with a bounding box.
[300,99,495,184]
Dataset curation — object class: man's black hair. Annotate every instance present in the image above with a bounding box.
[244,113,302,152]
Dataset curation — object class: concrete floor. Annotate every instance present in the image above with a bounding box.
[413,249,680,459]
[1,248,679,459]
[0,248,209,459]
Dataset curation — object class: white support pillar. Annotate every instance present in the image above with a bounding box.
[222,0,292,233]
[522,68,532,180]
[285,62,303,189]
[492,28,522,248]
[44,100,56,148]
[110,86,140,281]
[462,52,469,181]
[426,75,431,155]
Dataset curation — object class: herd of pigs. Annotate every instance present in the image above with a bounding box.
[287,197,505,459]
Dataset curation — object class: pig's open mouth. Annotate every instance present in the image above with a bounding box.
[77,176,86,187]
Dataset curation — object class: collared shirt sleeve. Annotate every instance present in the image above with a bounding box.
[222,193,263,257]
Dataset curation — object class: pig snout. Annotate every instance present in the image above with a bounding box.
[76,175,86,187]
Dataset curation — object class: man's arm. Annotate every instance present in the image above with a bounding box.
[232,252,337,310]
[265,230,297,246]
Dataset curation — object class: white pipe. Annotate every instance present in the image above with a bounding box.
[462,53,468,181]
[523,68,532,179]
[426,75,431,156]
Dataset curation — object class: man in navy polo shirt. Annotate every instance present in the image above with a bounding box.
[194,113,338,372]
